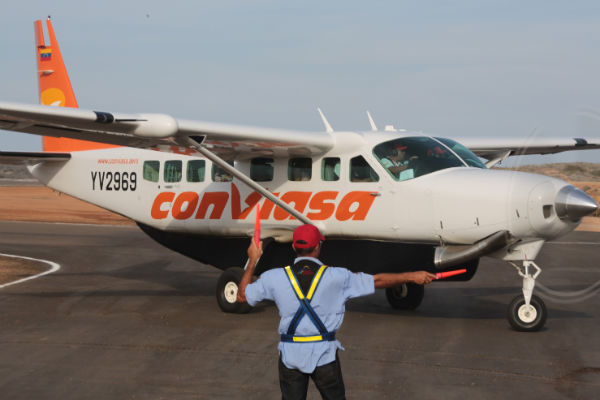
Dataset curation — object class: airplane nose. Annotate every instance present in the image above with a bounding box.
[555,186,598,222]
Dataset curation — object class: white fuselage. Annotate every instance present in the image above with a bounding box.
[28,131,580,253]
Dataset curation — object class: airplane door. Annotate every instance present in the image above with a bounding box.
[336,155,397,238]
[391,181,435,242]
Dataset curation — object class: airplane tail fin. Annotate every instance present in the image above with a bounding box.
[35,17,117,152]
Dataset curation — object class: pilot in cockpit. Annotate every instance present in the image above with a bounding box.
[381,145,417,181]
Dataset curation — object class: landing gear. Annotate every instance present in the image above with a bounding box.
[507,261,547,332]
[216,267,252,314]
[385,283,424,310]
[508,294,547,332]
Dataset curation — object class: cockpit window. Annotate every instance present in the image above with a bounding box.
[373,136,475,181]
[434,138,487,169]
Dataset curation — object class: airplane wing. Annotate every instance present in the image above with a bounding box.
[0,151,70,165]
[456,137,600,159]
[0,102,335,157]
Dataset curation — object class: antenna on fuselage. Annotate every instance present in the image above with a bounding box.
[366,111,377,131]
[317,108,334,133]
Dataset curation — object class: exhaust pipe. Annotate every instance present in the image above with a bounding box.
[434,230,512,269]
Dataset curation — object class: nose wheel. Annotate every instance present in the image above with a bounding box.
[507,261,547,331]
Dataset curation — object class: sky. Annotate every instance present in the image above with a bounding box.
[2,0,600,166]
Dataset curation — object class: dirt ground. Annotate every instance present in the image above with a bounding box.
[0,187,134,226]
[0,186,597,231]
[0,256,49,285]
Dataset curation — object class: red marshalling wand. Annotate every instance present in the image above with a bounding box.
[253,204,261,246]
[435,269,467,280]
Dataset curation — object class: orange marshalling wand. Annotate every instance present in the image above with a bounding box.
[435,269,467,280]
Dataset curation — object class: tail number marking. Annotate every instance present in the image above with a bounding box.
[91,171,137,191]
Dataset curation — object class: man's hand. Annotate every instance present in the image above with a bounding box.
[247,240,263,262]
[238,240,263,303]
[410,271,436,285]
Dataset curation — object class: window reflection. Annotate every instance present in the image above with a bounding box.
[143,160,160,182]
[251,158,274,182]
[212,161,234,182]
[187,160,205,182]
[350,156,379,182]
[164,160,182,183]
[288,158,312,181]
[434,138,487,169]
[322,157,340,181]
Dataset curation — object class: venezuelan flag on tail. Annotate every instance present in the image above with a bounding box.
[35,17,118,152]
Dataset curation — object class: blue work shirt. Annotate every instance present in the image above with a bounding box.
[245,256,375,373]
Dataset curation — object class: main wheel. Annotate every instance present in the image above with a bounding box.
[507,294,547,332]
[385,283,425,310]
[216,267,252,314]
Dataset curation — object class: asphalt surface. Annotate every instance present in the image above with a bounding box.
[0,221,598,399]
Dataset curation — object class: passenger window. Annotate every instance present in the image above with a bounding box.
[164,160,182,182]
[350,156,379,182]
[321,157,340,181]
[250,158,274,182]
[212,161,234,182]
[187,160,206,182]
[143,160,160,182]
[288,158,312,181]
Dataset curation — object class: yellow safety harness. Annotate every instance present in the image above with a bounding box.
[280,265,336,343]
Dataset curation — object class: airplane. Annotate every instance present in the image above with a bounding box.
[0,18,598,332]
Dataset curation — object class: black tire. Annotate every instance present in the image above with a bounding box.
[216,267,252,314]
[385,283,425,310]
[507,294,547,332]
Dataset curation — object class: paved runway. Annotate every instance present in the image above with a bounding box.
[0,221,598,399]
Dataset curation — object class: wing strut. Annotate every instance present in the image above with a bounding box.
[484,150,512,168]
[194,145,313,225]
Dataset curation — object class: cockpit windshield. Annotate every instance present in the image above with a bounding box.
[372,136,486,182]
[434,137,487,169]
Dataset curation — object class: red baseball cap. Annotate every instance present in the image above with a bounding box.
[293,224,325,249]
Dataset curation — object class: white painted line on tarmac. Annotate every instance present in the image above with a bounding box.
[0,253,60,289]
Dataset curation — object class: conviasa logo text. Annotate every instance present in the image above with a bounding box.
[151,183,377,221]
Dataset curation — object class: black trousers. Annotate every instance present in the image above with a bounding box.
[278,353,345,400]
